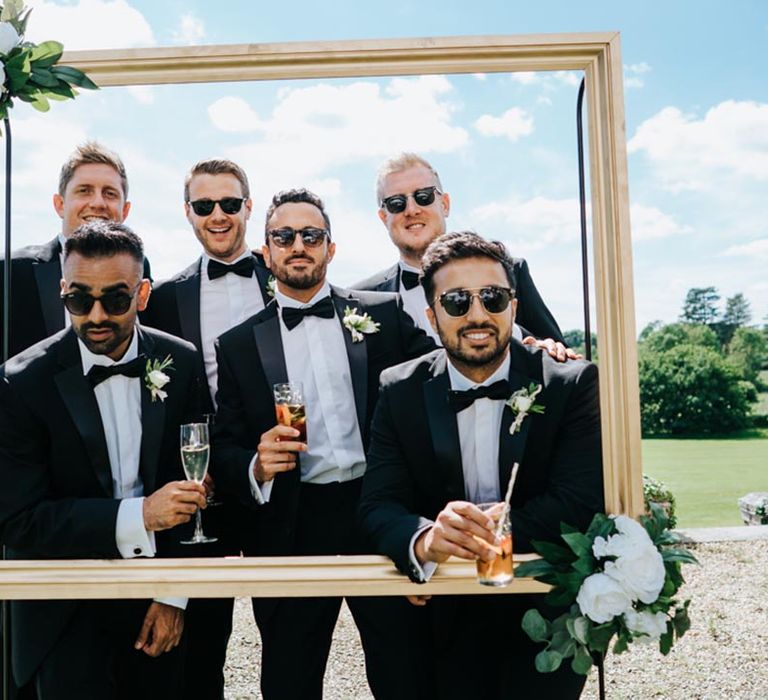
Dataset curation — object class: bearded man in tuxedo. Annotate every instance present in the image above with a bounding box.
[0,222,207,699]
[212,188,436,699]
[359,230,604,699]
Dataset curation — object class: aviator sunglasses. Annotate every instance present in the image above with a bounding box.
[436,286,514,317]
[268,227,329,248]
[187,197,245,216]
[379,186,442,214]
[61,283,141,316]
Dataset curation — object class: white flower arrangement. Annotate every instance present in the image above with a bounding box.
[342,306,380,343]
[144,355,173,403]
[506,382,545,434]
[517,505,697,676]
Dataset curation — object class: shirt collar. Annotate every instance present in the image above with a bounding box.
[79,329,139,376]
[57,233,67,254]
[275,281,332,309]
[398,260,421,275]
[447,351,511,391]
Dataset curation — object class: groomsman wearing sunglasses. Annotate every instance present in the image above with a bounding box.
[359,231,604,699]
[141,158,272,699]
[354,152,574,359]
[0,142,151,361]
[211,188,436,699]
[0,222,208,698]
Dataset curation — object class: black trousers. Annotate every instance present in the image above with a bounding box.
[33,600,183,700]
[254,479,432,700]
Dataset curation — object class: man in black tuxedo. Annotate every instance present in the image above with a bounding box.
[0,142,151,361]
[0,222,208,699]
[141,158,272,698]
[212,188,436,699]
[359,231,604,699]
[353,152,570,356]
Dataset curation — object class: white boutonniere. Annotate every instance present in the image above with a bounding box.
[506,382,544,434]
[144,355,173,402]
[266,275,276,298]
[342,306,380,343]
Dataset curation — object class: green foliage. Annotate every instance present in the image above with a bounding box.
[727,327,768,386]
[562,329,598,360]
[639,343,751,435]
[639,322,719,354]
[642,474,677,528]
[0,2,97,124]
[680,286,720,325]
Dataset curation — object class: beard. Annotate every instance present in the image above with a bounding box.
[272,254,328,290]
[436,320,512,368]
[74,321,131,356]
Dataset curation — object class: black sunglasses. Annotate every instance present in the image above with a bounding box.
[61,284,141,316]
[268,227,329,248]
[436,286,514,317]
[187,197,245,216]
[380,186,442,214]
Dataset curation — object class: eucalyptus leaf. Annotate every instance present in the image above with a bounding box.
[534,650,563,673]
[659,625,674,655]
[28,40,62,67]
[561,532,592,558]
[530,539,575,565]
[662,548,699,565]
[51,64,98,90]
[612,631,629,654]
[30,67,59,88]
[672,605,691,638]
[27,90,50,112]
[571,645,593,675]
[573,616,590,645]
[515,559,556,579]
[521,609,551,643]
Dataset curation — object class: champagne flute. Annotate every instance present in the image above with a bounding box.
[179,422,217,545]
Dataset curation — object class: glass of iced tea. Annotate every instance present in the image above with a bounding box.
[475,502,513,587]
[273,382,307,442]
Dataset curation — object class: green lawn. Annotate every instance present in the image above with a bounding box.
[642,435,768,527]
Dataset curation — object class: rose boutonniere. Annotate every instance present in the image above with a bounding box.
[506,382,544,434]
[144,355,173,402]
[266,275,276,298]
[342,306,380,343]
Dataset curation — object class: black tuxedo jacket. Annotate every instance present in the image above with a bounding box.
[0,237,152,361]
[353,258,564,343]
[211,286,436,558]
[358,340,604,581]
[0,326,206,686]
[141,253,272,373]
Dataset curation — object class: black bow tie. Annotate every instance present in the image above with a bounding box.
[207,257,254,280]
[87,354,146,387]
[400,269,421,291]
[448,379,511,412]
[281,297,335,330]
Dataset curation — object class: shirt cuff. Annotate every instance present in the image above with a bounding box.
[154,597,188,610]
[247,454,274,504]
[116,497,156,558]
[408,523,438,582]
[513,323,523,341]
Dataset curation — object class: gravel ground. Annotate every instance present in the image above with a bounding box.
[224,540,768,699]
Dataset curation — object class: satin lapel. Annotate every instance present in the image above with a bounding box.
[138,329,165,494]
[423,354,465,502]
[331,290,367,434]
[383,264,399,293]
[253,254,273,306]
[33,244,64,336]
[252,306,289,390]
[498,348,539,490]
[176,262,203,352]
[54,332,113,496]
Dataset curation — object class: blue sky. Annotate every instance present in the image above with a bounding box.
[4,0,767,334]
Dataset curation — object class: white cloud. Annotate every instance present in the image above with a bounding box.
[630,204,692,241]
[27,0,155,50]
[628,100,768,191]
[510,72,539,85]
[208,76,468,196]
[473,73,487,81]
[723,239,768,259]
[171,13,205,45]
[624,63,651,89]
[509,71,580,88]
[125,85,155,105]
[474,107,533,141]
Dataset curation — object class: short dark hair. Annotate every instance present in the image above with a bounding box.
[64,221,145,265]
[58,141,128,198]
[420,231,517,304]
[264,188,331,241]
[184,158,250,201]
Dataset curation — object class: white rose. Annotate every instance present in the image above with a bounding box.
[623,609,668,641]
[0,64,6,94]
[613,514,652,543]
[576,572,633,624]
[514,395,534,413]
[604,544,666,604]
[148,370,170,388]
[0,22,20,56]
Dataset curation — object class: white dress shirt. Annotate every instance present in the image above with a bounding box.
[200,251,266,404]
[398,260,523,344]
[409,352,512,580]
[79,331,185,608]
[249,282,367,503]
